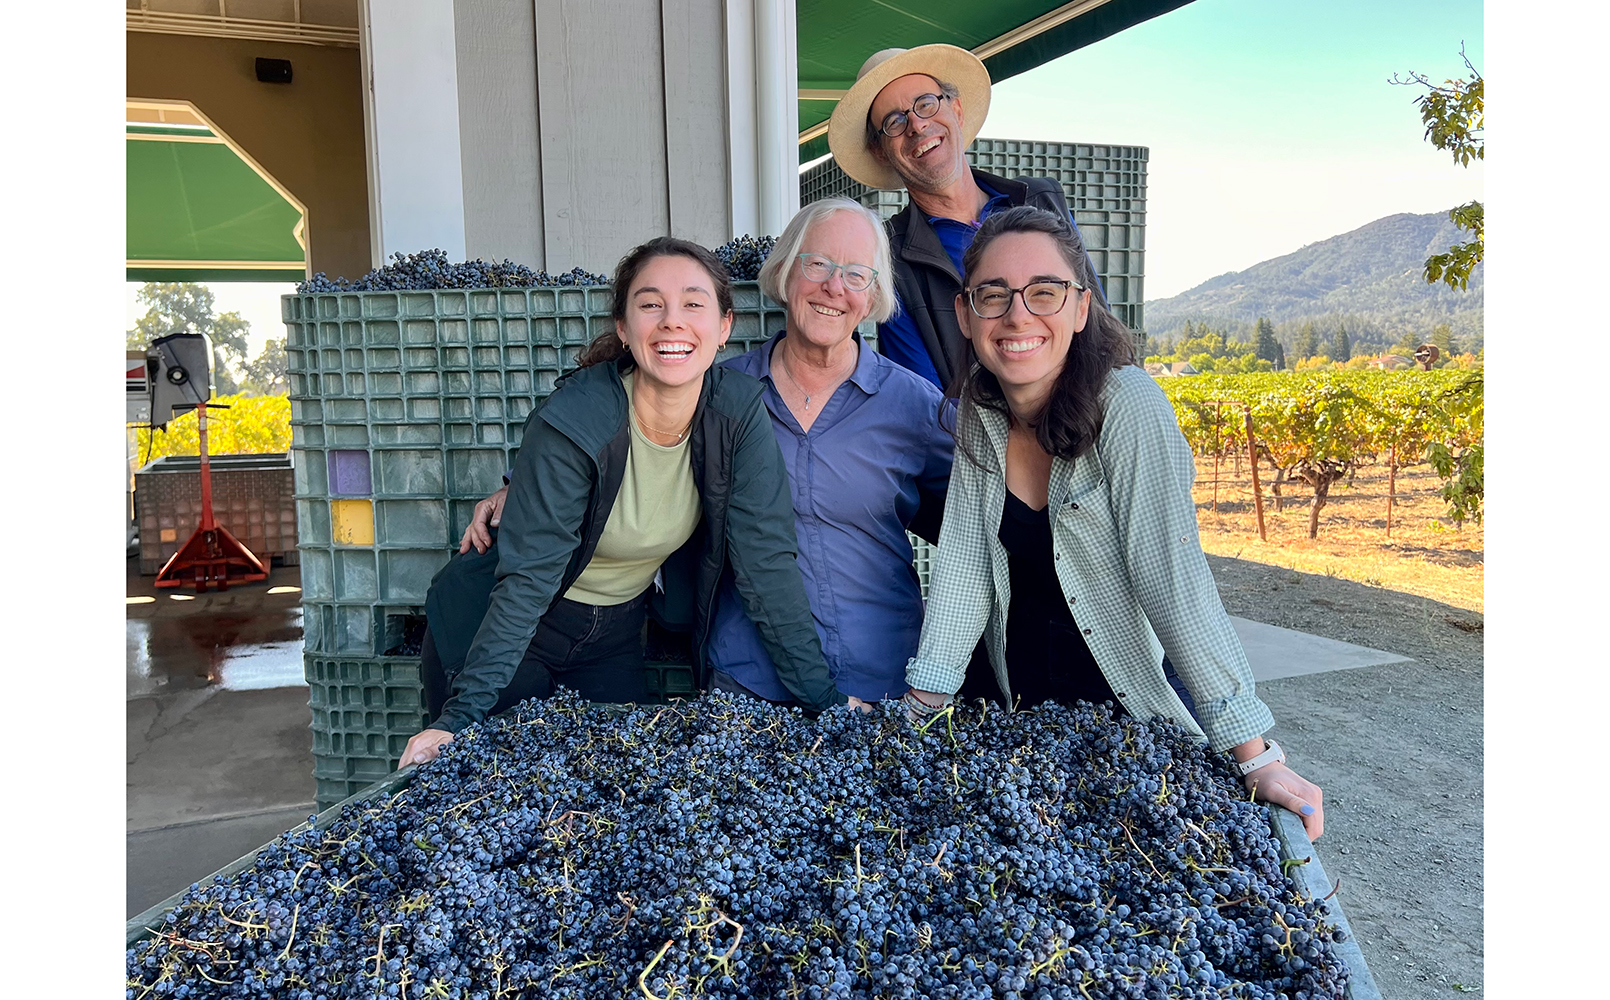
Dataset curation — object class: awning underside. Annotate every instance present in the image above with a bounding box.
[797,0,1194,161]
[127,125,306,282]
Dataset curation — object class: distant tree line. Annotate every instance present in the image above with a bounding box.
[127,282,288,396]
[1145,315,1481,372]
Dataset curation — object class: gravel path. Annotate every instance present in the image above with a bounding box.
[1207,554,1484,1000]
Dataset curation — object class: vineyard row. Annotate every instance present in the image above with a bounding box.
[1159,369,1484,537]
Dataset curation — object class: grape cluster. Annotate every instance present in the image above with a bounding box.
[298,250,608,294]
[714,235,778,281]
[128,694,1349,999]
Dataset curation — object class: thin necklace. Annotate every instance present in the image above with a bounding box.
[635,409,693,443]
[631,385,694,442]
[774,344,853,412]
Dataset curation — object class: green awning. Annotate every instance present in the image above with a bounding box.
[127,124,307,282]
[798,0,1195,161]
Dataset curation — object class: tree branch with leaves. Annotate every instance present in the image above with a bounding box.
[1391,44,1483,290]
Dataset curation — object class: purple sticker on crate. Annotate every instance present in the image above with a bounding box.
[328,450,372,496]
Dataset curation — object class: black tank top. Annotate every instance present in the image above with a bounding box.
[998,490,1125,713]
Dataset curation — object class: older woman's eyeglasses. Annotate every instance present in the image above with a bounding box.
[965,279,1083,319]
[797,253,877,292]
[878,93,949,138]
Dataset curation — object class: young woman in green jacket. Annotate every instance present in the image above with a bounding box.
[902,206,1326,840]
[400,238,847,767]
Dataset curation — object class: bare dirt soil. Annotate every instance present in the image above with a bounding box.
[1191,458,1483,614]
[1207,554,1484,999]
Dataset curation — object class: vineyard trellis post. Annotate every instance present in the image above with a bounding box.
[1245,408,1267,542]
[1206,399,1266,542]
[1387,444,1397,537]
[1212,402,1221,514]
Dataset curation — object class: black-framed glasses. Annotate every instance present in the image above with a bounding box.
[877,93,949,138]
[965,279,1083,319]
[796,253,877,292]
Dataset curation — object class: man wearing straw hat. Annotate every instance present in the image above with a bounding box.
[828,44,1109,391]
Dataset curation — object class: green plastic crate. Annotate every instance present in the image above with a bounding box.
[801,137,1147,332]
[305,651,699,810]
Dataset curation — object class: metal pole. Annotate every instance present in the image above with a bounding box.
[198,401,216,533]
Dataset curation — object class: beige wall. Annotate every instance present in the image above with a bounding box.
[128,32,372,281]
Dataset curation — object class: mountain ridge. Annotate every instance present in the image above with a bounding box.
[1143,210,1483,350]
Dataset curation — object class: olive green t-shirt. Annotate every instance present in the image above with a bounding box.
[563,374,702,606]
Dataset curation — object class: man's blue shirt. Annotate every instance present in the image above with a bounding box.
[710,331,954,702]
[877,181,1102,388]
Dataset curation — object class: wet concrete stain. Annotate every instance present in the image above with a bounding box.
[127,609,306,697]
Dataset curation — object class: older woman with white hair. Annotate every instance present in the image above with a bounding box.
[706,198,955,704]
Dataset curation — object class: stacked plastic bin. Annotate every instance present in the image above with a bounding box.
[805,137,1148,582]
[286,282,798,807]
[801,137,1148,332]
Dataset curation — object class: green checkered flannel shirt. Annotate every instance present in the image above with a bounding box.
[906,364,1275,751]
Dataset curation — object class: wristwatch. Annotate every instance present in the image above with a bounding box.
[1235,738,1286,776]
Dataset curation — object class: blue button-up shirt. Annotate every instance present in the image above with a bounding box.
[878,181,1103,389]
[711,331,954,701]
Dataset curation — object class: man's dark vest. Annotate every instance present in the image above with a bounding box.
[885,168,1105,391]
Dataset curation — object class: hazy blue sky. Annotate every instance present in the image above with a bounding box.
[986,0,1485,298]
[129,0,1485,351]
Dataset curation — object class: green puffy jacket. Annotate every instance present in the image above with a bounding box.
[426,356,842,733]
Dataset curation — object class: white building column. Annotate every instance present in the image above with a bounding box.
[359,0,467,262]
[729,0,799,238]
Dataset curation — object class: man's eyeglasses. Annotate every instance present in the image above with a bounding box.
[877,93,949,139]
[797,253,877,292]
[965,279,1083,319]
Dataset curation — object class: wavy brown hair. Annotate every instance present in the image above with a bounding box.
[575,237,736,368]
[953,205,1135,465]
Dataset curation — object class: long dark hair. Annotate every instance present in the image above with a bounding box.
[953,205,1135,464]
[575,237,736,368]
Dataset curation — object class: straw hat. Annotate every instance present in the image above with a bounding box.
[827,45,992,191]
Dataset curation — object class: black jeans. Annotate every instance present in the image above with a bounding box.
[422,591,650,720]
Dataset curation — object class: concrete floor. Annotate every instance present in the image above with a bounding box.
[124,554,1414,921]
[126,556,315,918]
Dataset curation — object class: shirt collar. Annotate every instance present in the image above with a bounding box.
[925,178,1010,226]
[755,328,887,395]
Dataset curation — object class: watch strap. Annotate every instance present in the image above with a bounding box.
[1236,738,1285,776]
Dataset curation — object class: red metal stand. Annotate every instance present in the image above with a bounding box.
[154,401,268,592]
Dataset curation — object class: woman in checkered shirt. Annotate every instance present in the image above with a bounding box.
[901,206,1325,840]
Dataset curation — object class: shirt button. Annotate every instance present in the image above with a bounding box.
[1117,692,1128,698]
[1082,628,1092,636]
[1067,596,1076,605]
[1069,502,1080,510]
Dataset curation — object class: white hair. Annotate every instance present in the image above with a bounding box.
[757,198,900,325]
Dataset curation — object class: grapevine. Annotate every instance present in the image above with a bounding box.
[1161,370,1483,535]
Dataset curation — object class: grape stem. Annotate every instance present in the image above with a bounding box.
[276,903,300,962]
[1118,818,1167,880]
[705,911,745,971]
[638,939,677,1000]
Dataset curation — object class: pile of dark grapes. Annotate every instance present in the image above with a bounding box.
[127,694,1349,999]
[298,249,608,294]
[713,234,777,281]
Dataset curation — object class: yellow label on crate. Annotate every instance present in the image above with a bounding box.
[331,499,375,546]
